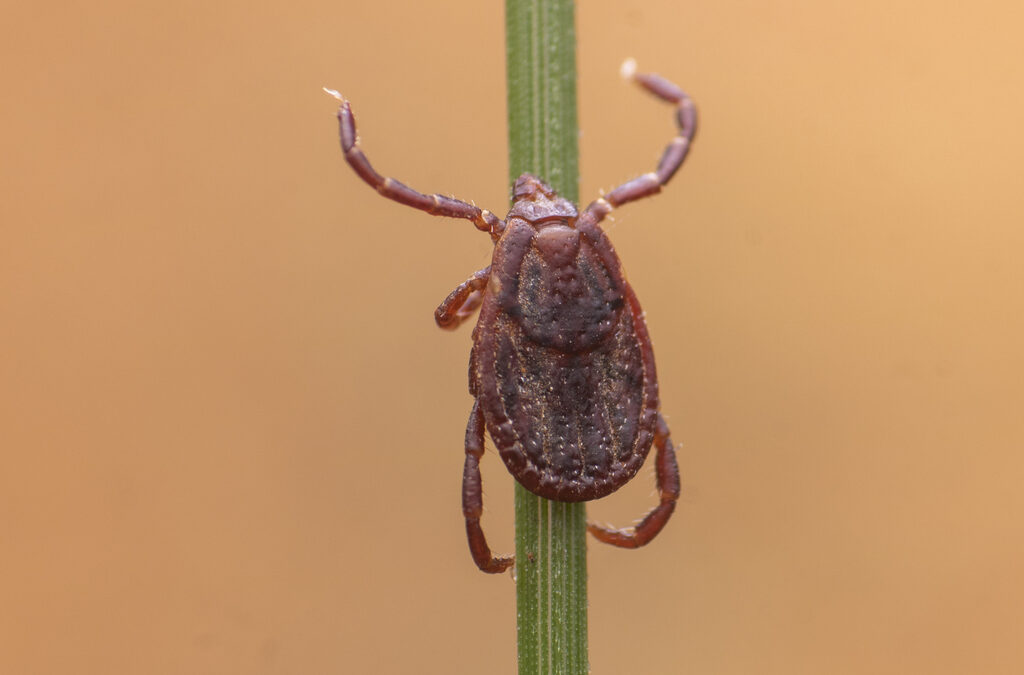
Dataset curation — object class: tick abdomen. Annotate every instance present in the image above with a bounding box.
[475,223,658,502]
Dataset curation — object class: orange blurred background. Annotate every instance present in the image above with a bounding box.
[3,0,1023,672]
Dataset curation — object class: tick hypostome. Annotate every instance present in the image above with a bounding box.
[328,61,696,573]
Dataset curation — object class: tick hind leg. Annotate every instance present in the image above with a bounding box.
[463,400,514,573]
[325,90,503,238]
[588,413,680,549]
[578,62,697,229]
[435,266,490,330]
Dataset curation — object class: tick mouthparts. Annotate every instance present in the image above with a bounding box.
[322,87,344,101]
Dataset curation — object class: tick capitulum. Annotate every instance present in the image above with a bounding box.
[328,62,696,573]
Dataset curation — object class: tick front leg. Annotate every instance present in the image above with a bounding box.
[578,62,697,229]
[463,401,514,573]
[587,413,681,549]
[325,90,504,238]
[435,266,490,330]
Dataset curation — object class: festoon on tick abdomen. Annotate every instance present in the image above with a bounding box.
[328,60,696,573]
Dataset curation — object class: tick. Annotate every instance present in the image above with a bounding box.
[327,60,696,573]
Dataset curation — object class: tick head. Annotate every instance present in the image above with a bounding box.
[508,173,578,226]
[512,173,558,200]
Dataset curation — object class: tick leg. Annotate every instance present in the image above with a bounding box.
[587,413,680,549]
[463,400,514,573]
[435,266,491,330]
[326,91,504,238]
[578,62,697,229]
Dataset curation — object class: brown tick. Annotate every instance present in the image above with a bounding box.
[327,60,696,573]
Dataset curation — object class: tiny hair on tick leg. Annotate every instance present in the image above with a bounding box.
[328,62,696,573]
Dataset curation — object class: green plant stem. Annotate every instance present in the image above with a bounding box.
[506,1,587,673]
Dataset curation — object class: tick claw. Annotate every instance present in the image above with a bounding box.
[322,87,344,101]
[620,57,638,80]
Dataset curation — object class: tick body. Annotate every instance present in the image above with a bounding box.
[329,62,696,573]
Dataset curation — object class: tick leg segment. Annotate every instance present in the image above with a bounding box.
[578,63,697,228]
[328,93,504,237]
[435,266,491,330]
[463,400,514,573]
[587,413,680,549]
